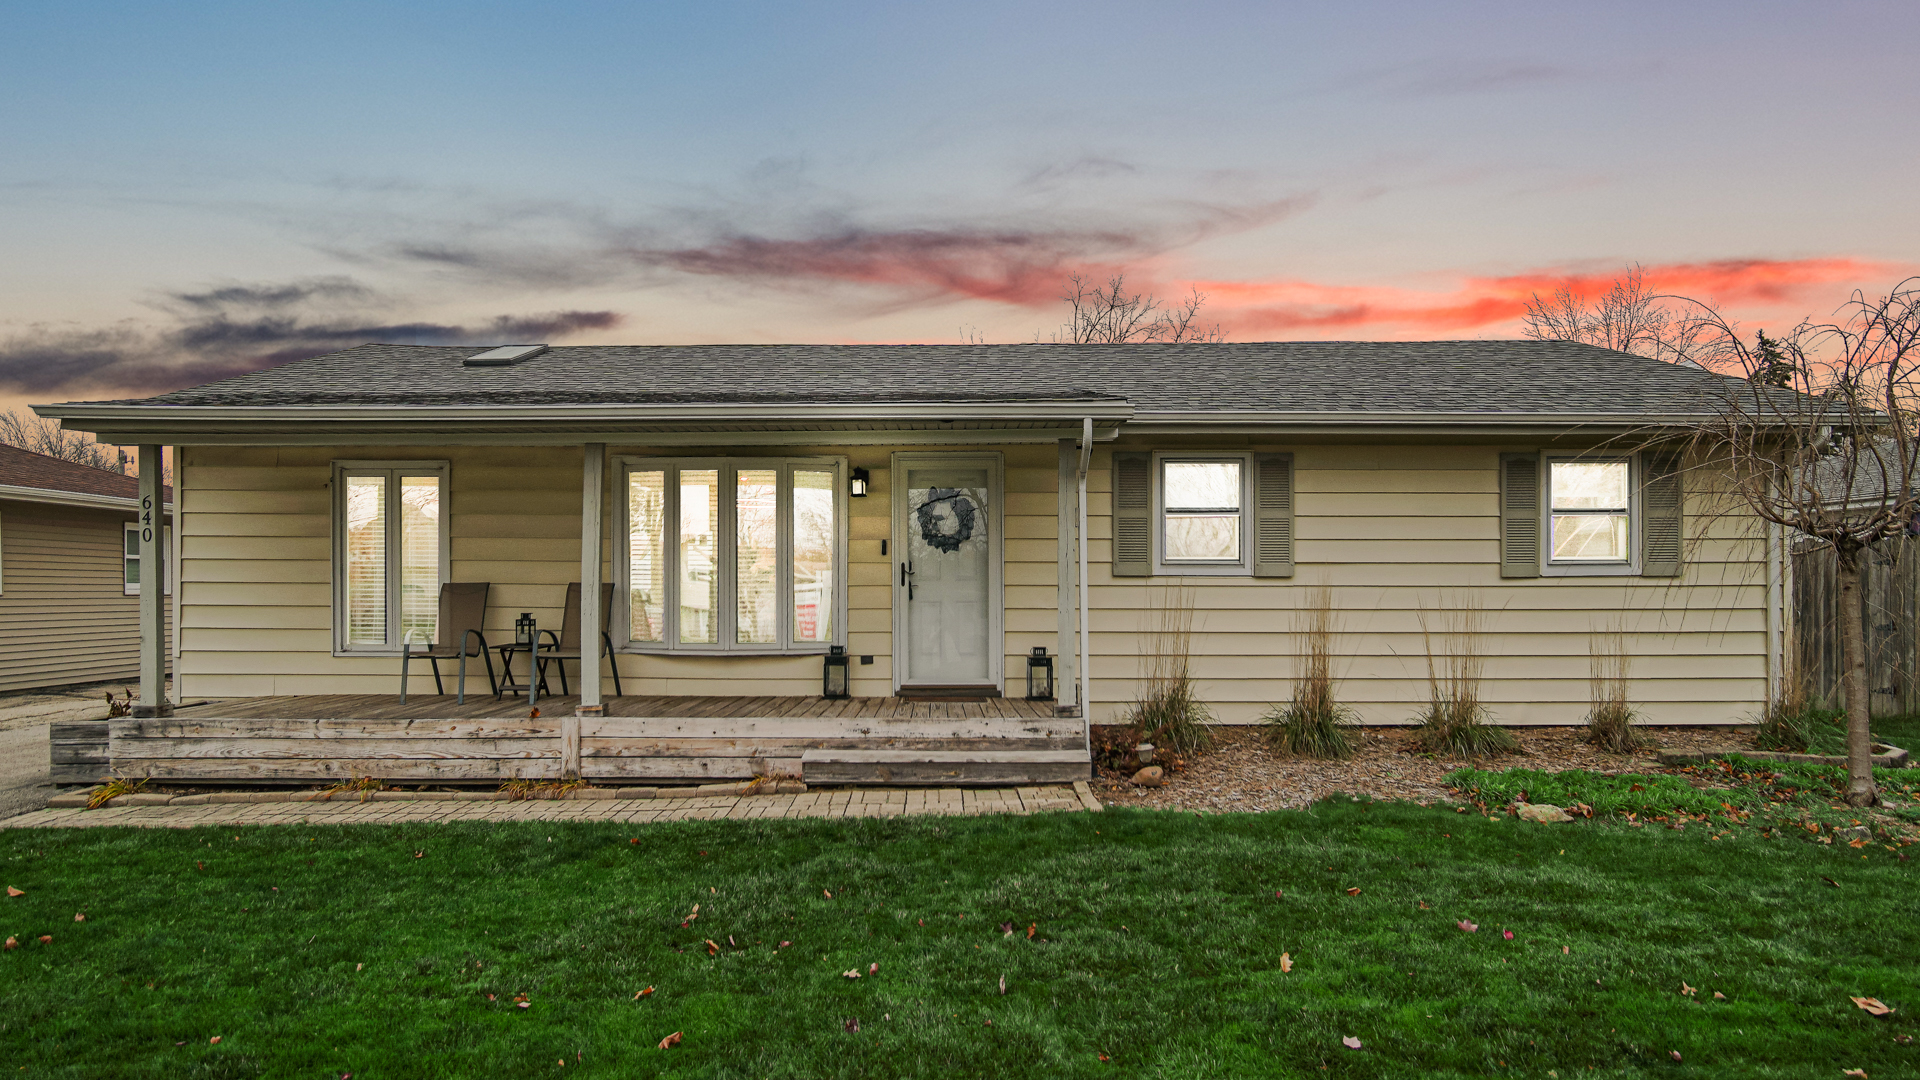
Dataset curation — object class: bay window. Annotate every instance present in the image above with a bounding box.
[621,458,844,652]
[332,462,448,652]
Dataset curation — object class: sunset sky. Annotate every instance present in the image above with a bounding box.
[3,1,1917,410]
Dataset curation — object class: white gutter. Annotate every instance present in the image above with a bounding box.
[0,483,171,514]
[1078,417,1092,739]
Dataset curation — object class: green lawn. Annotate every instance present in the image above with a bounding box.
[1,802,1914,1078]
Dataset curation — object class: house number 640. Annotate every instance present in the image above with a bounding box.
[141,495,153,542]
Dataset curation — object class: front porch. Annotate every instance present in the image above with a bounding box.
[101,694,1090,786]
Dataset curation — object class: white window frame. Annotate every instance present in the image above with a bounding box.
[1152,452,1253,576]
[1541,453,1640,577]
[615,456,848,655]
[330,460,451,655]
[122,521,173,596]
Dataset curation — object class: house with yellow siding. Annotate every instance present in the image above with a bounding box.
[34,340,1785,785]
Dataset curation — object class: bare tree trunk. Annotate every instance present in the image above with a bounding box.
[1834,547,1880,806]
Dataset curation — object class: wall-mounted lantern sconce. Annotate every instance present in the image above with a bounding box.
[1026,646,1055,701]
[849,467,870,498]
[822,645,852,699]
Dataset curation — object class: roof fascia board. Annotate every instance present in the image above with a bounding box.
[37,400,1135,425]
[0,483,171,513]
[63,426,1126,448]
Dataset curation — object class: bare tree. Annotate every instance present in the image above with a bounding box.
[1672,279,1920,807]
[1522,265,1707,363]
[1056,274,1224,344]
[0,409,125,472]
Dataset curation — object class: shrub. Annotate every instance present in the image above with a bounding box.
[1409,595,1516,757]
[1122,585,1213,755]
[1263,585,1355,759]
[1584,621,1649,752]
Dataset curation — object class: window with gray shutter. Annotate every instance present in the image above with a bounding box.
[1251,454,1295,578]
[1499,452,1541,578]
[1111,452,1152,577]
[1641,452,1683,577]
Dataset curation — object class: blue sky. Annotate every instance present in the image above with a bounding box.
[3,0,1916,404]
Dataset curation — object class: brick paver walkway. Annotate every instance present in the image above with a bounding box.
[2,783,1101,829]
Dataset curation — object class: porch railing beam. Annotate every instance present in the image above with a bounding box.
[1056,438,1080,717]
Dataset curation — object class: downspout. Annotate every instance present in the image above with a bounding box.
[1078,417,1092,744]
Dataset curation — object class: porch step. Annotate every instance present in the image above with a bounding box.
[800,749,1090,786]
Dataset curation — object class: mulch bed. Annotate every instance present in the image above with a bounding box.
[1092,724,1758,812]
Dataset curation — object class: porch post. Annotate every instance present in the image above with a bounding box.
[570,443,606,779]
[1056,439,1080,714]
[133,445,171,719]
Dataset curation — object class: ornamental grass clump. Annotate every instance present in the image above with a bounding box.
[1584,621,1649,752]
[1124,585,1213,755]
[1409,596,1516,757]
[1263,585,1356,759]
[1751,658,1840,752]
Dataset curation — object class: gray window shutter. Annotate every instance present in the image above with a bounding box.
[1111,452,1152,577]
[1642,453,1683,578]
[1251,454,1295,578]
[1499,452,1541,579]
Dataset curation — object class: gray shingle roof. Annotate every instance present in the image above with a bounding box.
[63,340,1732,416]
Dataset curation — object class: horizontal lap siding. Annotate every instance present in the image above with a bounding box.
[181,443,1059,701]
[0,500,167,693]
[1084,441,1769,726]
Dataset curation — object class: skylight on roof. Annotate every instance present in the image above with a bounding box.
[463,345,549,367]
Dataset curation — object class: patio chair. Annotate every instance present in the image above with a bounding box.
[398,581,497,703]
[518,581,623,698]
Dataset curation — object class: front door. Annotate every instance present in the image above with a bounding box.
[893,453,1002,691]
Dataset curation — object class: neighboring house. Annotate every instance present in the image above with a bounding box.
[36,341,1787,784]
[0,444,172,693]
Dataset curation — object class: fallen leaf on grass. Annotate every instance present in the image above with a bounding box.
[1418,901,1429,909]
[1563,946,1570,954]
[1345,887,1361,896]
[1342,1036,1362,1050]
[1457,921,1478,933]
[728,936,736,948]
[1852,996,1895,1017]
[1502,930,1514,941]
[658,1031,682,1049]
[1843,1069,1868,1078]
[869,962,879,975]
[843,969,861,979]
[705,940,718,956]
[196,862,203,871]
[1822,876,1842,888]
[4,887,20,898]
[823,890,832,899]
[1280,952,1293,973]
[209,1036,221,1045]
[1027,923,1037,940]
[36,935,49,944]
[74,913,84,922]
[844,1017,859,1032]
[355,963,363,971]
[999,974,1007,996]
[413,851,424,859]
[1274,890,1283,899]
[635,987,654,999]
[1000,921,1014,937]
[1669,1050,1682,1061]
[779,941,790,948]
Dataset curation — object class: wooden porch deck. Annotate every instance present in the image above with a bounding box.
[92,695,1088,786]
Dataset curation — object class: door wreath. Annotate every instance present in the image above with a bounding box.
[915,488,978,553]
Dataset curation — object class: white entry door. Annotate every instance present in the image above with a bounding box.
[893,454,1002,690]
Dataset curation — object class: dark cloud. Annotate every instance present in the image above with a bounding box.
[387,196,1315,307]
[1,278,621,400]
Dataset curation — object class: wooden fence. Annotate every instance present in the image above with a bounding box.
[1793,537,1920,715]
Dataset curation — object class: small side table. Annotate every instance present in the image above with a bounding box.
[494,643,554,700]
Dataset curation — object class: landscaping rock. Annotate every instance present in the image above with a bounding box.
[1515,802,1574,823]
[1130,766,1165,787]
[45,792,93,809]
[1836,825,1871,843]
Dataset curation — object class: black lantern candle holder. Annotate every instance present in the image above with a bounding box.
[822,645,851,699]
[515,612,536,647]
[849,467,870,498]
[1026,646,1055,700]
